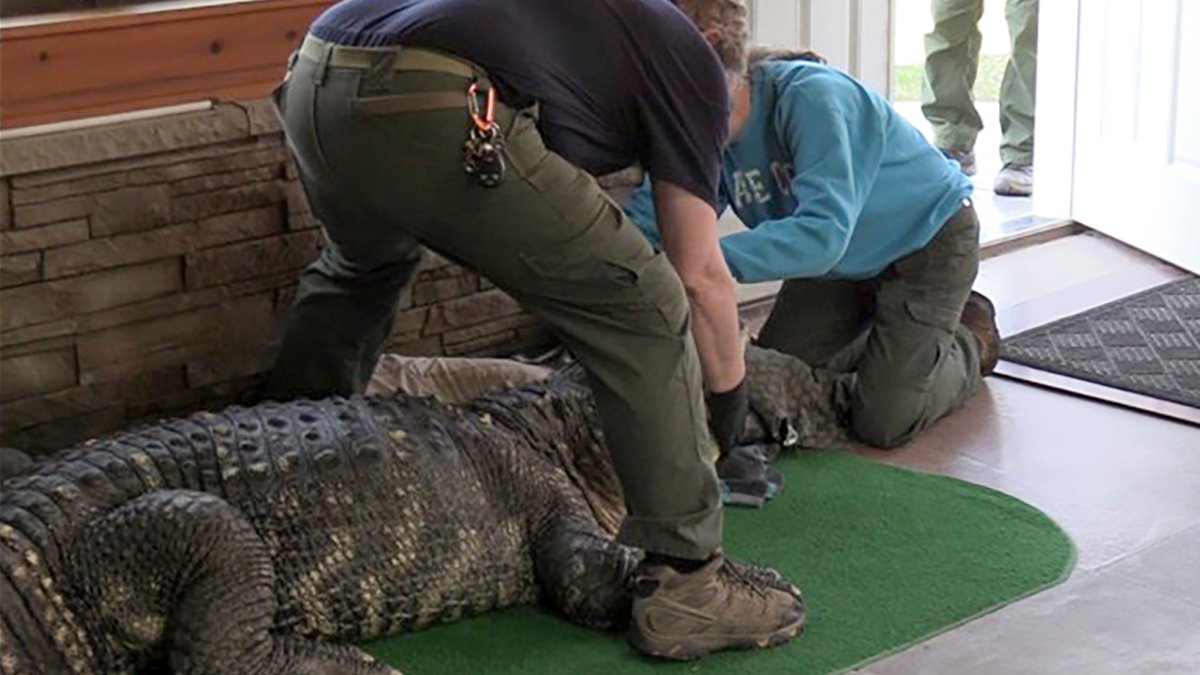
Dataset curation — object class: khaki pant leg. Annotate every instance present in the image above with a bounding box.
[922,0,987,151]
[849,206,984,448]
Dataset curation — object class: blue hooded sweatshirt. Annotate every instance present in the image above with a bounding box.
[624,59,973,283]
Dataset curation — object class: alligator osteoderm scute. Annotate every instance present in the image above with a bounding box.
[0,346,846,674]
[744,345,851,449]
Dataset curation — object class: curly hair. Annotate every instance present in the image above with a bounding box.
[674,0,751,86]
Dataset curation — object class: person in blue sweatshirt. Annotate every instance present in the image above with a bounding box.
[625,48,1001,449]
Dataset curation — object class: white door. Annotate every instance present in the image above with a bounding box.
[1071,0,1200,274]
[751,0,893,96]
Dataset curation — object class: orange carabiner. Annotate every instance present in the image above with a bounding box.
[467,82,497,134]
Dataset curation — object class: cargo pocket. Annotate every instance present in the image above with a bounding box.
[503,106,687,332]
[900,297,960,381]
[510,112,652,299]
[519,206,655,299]
[520,203,687,336]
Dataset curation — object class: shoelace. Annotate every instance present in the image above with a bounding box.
[719,560,772,600]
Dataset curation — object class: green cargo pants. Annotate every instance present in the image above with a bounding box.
[263,38,722,560]
[755,204,983,448]
[922,0,1038,165]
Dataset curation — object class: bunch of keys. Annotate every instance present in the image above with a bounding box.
[463,82,506,188]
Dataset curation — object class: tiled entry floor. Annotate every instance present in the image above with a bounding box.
[845,232,1200,674]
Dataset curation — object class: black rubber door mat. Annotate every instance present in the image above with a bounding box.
[1001,276,1200,412]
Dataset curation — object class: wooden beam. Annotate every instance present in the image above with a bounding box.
[0,0,333,130]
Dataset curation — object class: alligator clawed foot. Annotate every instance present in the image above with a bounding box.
[271,637,401,675]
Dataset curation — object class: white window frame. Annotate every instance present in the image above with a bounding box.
[750,0,894,97]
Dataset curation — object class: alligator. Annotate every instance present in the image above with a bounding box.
[0,345,845,675]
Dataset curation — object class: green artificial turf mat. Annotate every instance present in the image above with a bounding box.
[364,450,1075,674]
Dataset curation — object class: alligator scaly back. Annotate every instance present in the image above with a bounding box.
[1,346,843,674]
[0,377,632,674]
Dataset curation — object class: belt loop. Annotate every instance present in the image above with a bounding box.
[363,50,397,92]
[312,42,332,87]
[281,49,298,87]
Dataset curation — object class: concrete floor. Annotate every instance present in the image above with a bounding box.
[843,232,1200,674]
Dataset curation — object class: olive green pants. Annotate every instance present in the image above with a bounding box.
[922,0,1038,165]
[264,42,721,559]
[755,204,983,448]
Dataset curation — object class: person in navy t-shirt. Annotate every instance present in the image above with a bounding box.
[263,0,807,661]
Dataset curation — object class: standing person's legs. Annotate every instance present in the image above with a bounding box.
[993,0,1038,194]
[999,0,1038,165]
[849,205,984,448]
[264,241,423,399]
[282,50,722,560]
[263,61,424,401]
[922,0,986,161]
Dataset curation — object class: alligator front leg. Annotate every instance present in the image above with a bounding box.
[534,514,641,632]
[71,490,398,675]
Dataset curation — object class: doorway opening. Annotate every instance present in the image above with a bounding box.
[890,0,1060,244]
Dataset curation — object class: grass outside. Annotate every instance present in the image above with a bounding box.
[893,53,1007,103]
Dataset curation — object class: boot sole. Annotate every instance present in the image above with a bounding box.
[979,322,1001,376]
[964,292,1001,376]
[630,609,807,661]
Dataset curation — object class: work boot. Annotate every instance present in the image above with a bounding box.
[630,553,806,661]
[940,148,977,176]
[993,163,1033,196]
[960,291,1000,376]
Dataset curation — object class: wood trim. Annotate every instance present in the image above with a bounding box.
[1030,0,1082,221]
[0,0,333,129]
[994,362,1200,427]
[979,220,1083,260]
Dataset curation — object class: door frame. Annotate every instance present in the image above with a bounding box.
[751,0,894,97]
[1029,0,1081,221]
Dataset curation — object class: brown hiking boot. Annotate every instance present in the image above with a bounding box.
[961,291,1000,376]
[629,554,806,661]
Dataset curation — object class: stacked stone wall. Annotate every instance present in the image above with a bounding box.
[0,100,552,453]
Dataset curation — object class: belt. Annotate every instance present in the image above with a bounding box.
[298,34,476,80]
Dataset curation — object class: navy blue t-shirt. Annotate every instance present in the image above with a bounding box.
[310,0,730,208]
